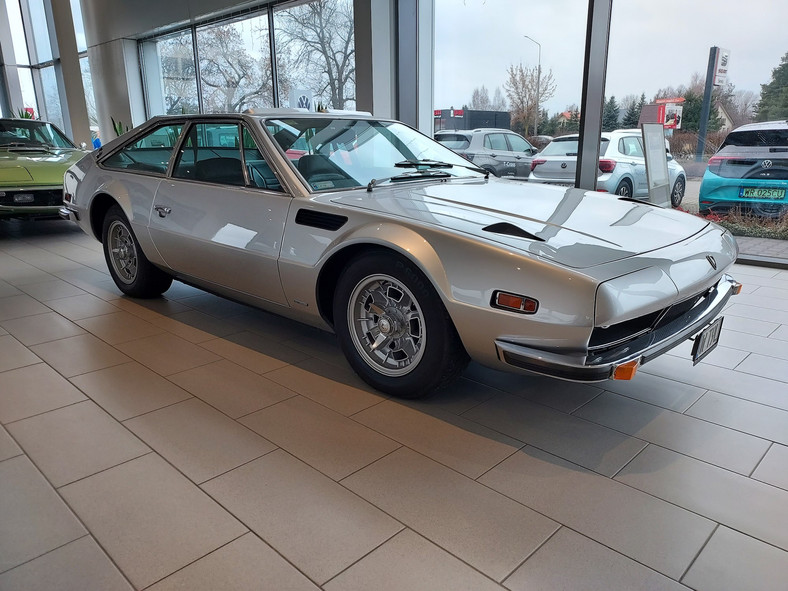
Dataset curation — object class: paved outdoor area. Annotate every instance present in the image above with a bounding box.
[0,218,787,590]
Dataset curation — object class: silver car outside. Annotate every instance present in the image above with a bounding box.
[61,111,739,398]
[529,129,687,207]
[434,128,537,178]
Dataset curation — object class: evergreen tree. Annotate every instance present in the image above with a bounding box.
[680,90,723,133]
[756,51,788,121]
[602,96,620,131]
[622,99,640,128]
[566,109,580,133]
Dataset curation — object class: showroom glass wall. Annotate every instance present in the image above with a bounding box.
[140,0,356,118]
[1,0,97,139]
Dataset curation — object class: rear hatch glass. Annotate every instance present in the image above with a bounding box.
[532,138,609,181]
[436,134,471,150]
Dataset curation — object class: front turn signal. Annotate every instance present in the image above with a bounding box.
[732,281,743,295]
[612,358,640,380]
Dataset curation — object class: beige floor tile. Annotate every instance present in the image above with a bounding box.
[0,279,22,298]
[169,359,295,418]
[408,374,501,416]
[17,279,86,301]
[69,362,192,420]
[45,293,120,320]
[0,363,86,424]
[2,268,56,287]
[115,333,221,375]
[266,365,384,416]
[686,391,788,445]
[176,292,251,318]
[616,445,788,551]
[0,456,86,572]
[342,448,559,582]
[0,424,22,461]
[463,393,646,477]
[146,533,319,591]
[241,396,400,480]
[282,330,349,368]
[0,334,41,372]
[125,398,275,483]
[199,337,291,374]
[7,400,149,487]
[324,529,506,591]
[59,454,246,590]
[575,392,770,475]
[111,299,215,342]
[296,356,380,393]
[168,309,245,338]
[1,311,86,346]
[682,527,788,591]
[721,314,780,337]
[601,371,706,412]
[353,400,521,479]
[720,330,788,362]
[505,528,687,591]
[752,444,788,491]
[737,353,788,383]
[225,330,312,364]
[0,536,133,591]
[75,311,166,344]
[478,447,715,579]
[202,450,403,584]
[30,333,130,378]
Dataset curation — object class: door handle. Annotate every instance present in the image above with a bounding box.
[154,206,172,218]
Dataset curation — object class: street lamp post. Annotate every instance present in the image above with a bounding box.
[524,35,541,136]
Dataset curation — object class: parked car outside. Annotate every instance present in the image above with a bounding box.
[529,129,687,207]
[62,111,740,398]
[698,120,788,218]
[0,118,88,219]
[434,128,537,178]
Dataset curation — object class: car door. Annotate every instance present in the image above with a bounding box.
[483,132,516,176]
[148,121,291,305]
[505,133,536,177]
[619,136,648,196]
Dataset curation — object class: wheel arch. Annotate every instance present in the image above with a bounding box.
[88,193,121,241]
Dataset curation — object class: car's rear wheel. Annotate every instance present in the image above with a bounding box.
[333,252,468,398]
[102,204,172,298]
[671,176,685,207]
[614,179,633,197]
[752,201,788,219]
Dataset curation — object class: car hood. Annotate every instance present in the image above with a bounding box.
[0,148,86,186]
[329,179,710,269]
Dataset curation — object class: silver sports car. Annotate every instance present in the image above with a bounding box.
[61,111,741,398]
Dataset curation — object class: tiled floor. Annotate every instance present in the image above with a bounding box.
[1,219,787,591]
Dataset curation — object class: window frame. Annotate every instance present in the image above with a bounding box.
[99,120,188,177]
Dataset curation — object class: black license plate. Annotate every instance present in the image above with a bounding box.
[691,317,723,365]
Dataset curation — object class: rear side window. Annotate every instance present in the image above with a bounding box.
[484,133,508,151]
[619,137,644,157]
[102,124,183,174]
[435,134,470,150]
[721,129,788,148]
[173,123,245,186]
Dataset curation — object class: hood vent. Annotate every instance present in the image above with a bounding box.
[482,222,545,242]
[295,208,348,231]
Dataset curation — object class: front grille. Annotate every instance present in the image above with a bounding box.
[0,189,62,207]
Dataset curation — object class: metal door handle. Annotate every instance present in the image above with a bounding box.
[154,206,172,218]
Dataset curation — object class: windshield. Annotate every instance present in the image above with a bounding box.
[720,129,788,149]
[0,120,75,148]
[265,118,483,190]
[540,137,610,157]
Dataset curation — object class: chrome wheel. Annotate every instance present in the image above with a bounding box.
[615,180,632,197]
[347,274,426,377]
[671,177,685,207]
[107,219,138,285]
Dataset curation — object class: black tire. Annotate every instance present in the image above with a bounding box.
[102,204,172,298]
[751,201,788,219]
[671,176,685,207]
[333,251,469,399]
[614,178,633,197]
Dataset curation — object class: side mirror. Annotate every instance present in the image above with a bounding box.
[666,153,673,161]
[80,141,88,150]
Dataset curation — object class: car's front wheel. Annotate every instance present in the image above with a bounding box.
[102,204,172,298]
[671,176,685,207]
[333,252,468,398]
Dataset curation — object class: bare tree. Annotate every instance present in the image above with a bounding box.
[491,86,507,111]
[277,0,355,109]
[469,85,492,110]
[504,62,556,135]
[158,34,200,115]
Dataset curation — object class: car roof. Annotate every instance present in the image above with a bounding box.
[729,120,788,132]
[147,109,376,123]
[435,128,518,135]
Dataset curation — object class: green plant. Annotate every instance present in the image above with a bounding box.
[110,116,130,137]
[16,108,34,119]
[697,208,788,241]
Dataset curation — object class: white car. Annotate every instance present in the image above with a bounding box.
[529,129,687,207]
[61,111,739,398]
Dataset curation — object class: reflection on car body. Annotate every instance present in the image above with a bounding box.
[62,110,740,398]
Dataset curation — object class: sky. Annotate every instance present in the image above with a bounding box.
[434,0,787,114]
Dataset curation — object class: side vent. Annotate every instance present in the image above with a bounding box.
[482,222,545,242]
[295,209,348,231]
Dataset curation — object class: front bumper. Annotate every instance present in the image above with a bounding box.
[494,274,740,382]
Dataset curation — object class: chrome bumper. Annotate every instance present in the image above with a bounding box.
[495,274,740,382]
[59,206,79,221]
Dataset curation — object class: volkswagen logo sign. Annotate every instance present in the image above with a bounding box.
[762,160,773,169]
[561,162,567,169]
[706,255,717,270]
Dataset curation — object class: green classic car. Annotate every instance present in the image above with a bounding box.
[0,118,88,219]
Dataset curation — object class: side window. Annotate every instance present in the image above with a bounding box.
[172,123,245,186]
[619,137,644,158]
[506,134,534,153]
[102,124,183,174]
[484,133,508,151]
[242,127,283,191]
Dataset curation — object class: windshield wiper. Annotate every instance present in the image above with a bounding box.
[367,170,452,191]
[1,141,52,150]
[395,159,489,176]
